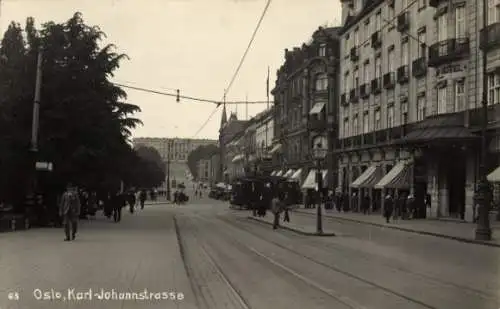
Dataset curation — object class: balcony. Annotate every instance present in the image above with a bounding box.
[428,38,470,67]
[383,72,395,89]
[480,22,500,51]
[397,12,410,32]
[341,93,348,106]
[308,118,328,132]
[397,65,409,84]
[349,88,359,103]
[412,57,427,77]
[371,31,382,49]
[350,46,359,61]
[360,83,370,98]
[371,77,382,94]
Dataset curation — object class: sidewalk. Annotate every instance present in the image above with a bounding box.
[295,208,500,247]
[247,212,336,236]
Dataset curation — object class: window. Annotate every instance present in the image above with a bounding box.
[401,40,409,65]
[374,109,381,130]
[375,11,381,31]
[387,105,395,127]
[417,30,426,57]
[488,73,500,105]
[375,56,381,78]
[455,81,465,112]
[363,62,370,83]
[455,6,466,38]
[353,114,359,135]
[364,19,370,40]
[354,28,359,46]
[345,72,351,93]
[488,0,500,24]
[319,43,327,57]
[363,113,369,133]
[401,101,408,124]
[387,6,395,28]
[417,95,426,121]
[418,0,426,9]
[353,68,359,89]
[345,35,350,56]
[315,73,328,91]
[388,47,395,71]
[437,13,447,42]
[343,117,349,136]
[437,87,447,114]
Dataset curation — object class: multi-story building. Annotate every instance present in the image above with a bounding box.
[219,107,248,182]
[254,107,274,173]
[197,159,211,183]
[337,0,500,222]
[132,137,217,185]
[271,26,341,190]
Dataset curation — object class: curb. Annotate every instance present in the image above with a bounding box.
[247,217,336,237]
[295,210,500,248]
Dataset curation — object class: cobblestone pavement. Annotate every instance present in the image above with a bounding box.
[1,198,499,309]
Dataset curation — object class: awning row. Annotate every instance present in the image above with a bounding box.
[349,161,411,190]
[271,168,302,180]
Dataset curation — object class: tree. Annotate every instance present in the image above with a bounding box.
[187,144,219,180]
[0,12,147,203]
[135,146,165,172]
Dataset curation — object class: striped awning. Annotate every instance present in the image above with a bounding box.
[487,166,500,182]
[283,169,295,178]
[291,168,302,181]
[374,161,411,190]
[231,154,244,163]
[275,170,284,177]
[270,144,282,154]
[351,165,383,189]
[301,169,328,189]
[270,170,277,176]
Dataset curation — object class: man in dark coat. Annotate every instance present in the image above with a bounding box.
[59,183,81,241]
[384,194,394,223]
[111,192,124,222]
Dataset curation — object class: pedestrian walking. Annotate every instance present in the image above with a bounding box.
[384,194,394,223]
[111,192,124,222]
[128,190,136,214]
[362,193,370,214]
[139,190,146,209]
[271,193,283,230]
[59,183,81,241]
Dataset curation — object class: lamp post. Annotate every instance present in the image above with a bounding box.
[475,0,492,240]
[312,136,328,235]
[166,140,172,201]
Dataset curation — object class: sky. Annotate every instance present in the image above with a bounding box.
[0,0,341,140]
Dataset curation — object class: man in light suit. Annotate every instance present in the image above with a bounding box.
[59,183,81,241]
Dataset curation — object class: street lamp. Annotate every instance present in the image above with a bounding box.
[312,136,328,234]
[166,140,172,201]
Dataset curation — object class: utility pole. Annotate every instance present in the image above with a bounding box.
[266,66,270,153]
[31,47,43,152]
[166,139,172,201]
[475,0,492,240]
[220,90,226,183]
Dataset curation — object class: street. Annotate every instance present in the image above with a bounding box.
[1,196,499,309]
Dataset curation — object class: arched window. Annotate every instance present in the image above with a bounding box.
[315,73,328,91]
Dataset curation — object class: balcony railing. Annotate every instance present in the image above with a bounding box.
[349,88,359,103]
[360,83,370,98]
[371,77,382,94]
[339,126,412,150]
[397,65,409,84]
[383,72,395,89]
[308,118,328,132]
[341,93,348,106]
[412,57,427,77]
[397,12,410,32]
[428,38,470,67]
[371,31,382,49]
[480,22,500,51]
[350,46,359,61]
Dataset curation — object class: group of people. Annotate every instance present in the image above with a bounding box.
[58,184,150,241]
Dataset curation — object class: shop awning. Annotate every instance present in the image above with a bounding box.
[374,161,411,190]
[270,171,277,176]
[269,144,282,154]
[301,169,328,189]
[283,169,295,178]
[309,102,326,115]
[275,170,284,177]
[351,165,383,189]
[487,166,500,182]
[231,154,245,163]
[291,168,302,181]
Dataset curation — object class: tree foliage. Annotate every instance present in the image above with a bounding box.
[0,12,155,203]
[187,144,219,180]
[131,146,166,188]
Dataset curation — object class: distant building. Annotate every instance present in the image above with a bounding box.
[218,107,248,182]
[197,159,211,183]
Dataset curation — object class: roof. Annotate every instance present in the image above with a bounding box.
[339,0,385,35]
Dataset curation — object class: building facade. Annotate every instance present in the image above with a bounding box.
[337,0,500,222]
[218,108,248,182]
[197,159,211,183]
[271,26,341,190]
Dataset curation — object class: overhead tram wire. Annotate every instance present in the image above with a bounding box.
[191,0,272,137]
[113,83,268,105]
